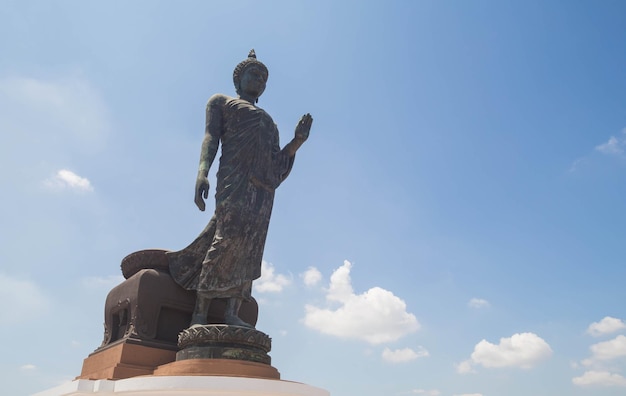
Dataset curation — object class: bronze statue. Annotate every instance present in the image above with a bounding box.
[168,50,312,328]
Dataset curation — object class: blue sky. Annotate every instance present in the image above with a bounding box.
[1,1,626,395]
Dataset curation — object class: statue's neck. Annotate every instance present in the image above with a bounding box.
[238,94,257,105]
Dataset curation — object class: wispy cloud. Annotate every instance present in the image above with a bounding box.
[43,169,94,192]
[0,75,110,145]
[300,266,322,287]
[587,316,626,337]
[405,389,441,396]
[468,298,490,309]
[303,260,419,345]
[382,346,429,363]
[569,128,626,172]
[568,157,588,173]
[455,360,476,374]
[20,364,36,371]
[0,273,50,325]
[81,275,124,290]
[254,261,291,293]
[595,130,626,156]
[573,371,626,387]
[458,332,552,373]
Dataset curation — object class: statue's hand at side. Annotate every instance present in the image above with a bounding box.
[194,175,210,211]
[295,113,313,143]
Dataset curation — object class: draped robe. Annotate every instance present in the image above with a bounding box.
[168,95,294,298]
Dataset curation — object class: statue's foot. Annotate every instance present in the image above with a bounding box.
[190,314,208,328]
[225,314,254,328]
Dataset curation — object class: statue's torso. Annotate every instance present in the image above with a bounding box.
[215,97,280,205]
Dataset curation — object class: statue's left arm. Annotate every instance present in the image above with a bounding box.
[282,113,313,157]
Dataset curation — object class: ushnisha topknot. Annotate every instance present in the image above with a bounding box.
[233,49,269,91]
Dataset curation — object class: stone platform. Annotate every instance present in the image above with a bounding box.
[62,249,326,395]
[78,341,176,380]
[78,325,279,381]
[34,376,330,396]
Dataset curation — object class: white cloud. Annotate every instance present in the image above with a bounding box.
[460,332,552,371]
[20,364,36,371]
[301,266,322,287]
[0,273,50,325]
[303,260,419,345]
[0,74,109,199]
[571,129,626,171]
[254,261,291,293]
[44,169,94,192]
[453,394,483,396]
[468,298,490,309]
[326,260,354,302]
[596,132,626,155]
[582,335,626,366]
[382,347,429,363]
[573,371,626,387]
[587,317,626,337]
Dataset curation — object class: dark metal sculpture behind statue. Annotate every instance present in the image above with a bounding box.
[167,49,312,329]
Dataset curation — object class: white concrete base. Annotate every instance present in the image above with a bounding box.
[33,376,329,396]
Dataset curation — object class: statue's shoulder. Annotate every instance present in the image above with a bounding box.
[206,93,232,109]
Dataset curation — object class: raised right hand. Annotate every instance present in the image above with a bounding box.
[295,113,313,142]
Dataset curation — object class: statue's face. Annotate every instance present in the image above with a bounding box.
[239,65,267,99]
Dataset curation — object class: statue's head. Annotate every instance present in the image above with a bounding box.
[233,49,269,99]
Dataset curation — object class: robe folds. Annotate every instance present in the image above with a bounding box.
[168,95,294,299]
